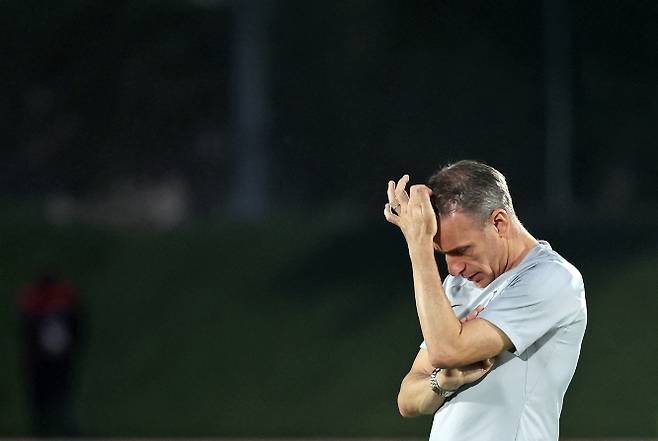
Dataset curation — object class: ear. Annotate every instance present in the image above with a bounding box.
[490,209,510,236]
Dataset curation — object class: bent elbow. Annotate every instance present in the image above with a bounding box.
[397,393,416,418]
[398,404,409,418]
[428,348,461,369]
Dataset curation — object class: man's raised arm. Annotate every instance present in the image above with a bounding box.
[384,176,512,368]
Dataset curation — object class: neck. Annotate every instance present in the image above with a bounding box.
[504,221,538,272]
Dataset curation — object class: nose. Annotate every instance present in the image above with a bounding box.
[446,256,466,277]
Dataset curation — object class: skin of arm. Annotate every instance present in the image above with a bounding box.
[398,349,444,417]
[410,245,512,368]
[386,179,513,369]
[398,309,494,417]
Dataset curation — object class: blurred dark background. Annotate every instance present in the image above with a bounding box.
[1,0,657,438]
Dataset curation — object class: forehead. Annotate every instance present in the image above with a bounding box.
[437,211,483,251]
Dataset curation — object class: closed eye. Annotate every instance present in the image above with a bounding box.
[447,246,469,256]
[437,244,472,256]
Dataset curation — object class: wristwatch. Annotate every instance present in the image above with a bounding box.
[430,367,456,399]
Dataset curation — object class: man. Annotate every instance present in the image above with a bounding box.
[384,160,586,441]
[18,273,83,436]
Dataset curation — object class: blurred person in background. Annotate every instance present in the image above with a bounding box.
[18,272,83,436]
[385,161,586,441]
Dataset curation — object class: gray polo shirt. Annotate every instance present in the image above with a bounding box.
[420,241,587,441]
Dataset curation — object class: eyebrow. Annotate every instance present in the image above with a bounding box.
[437,244,472,256]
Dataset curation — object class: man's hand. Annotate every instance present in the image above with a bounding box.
[384,175,438,250]
[438,305,494,391]
[437,358,494,391]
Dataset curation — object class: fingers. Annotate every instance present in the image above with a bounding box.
[386,175,409,218]
[383,203,400,225]
[395,175,410,207]
[385,178,438,239]
[408,185,430,215]
[388,178,432,209]
[387,180,397,206]
[454,358,495,384]
[409,184,432,198]
[460,305,484,323]
[409,184,433,212]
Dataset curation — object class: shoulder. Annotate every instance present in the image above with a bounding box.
[503,251,587,323]
[512,248,583,292]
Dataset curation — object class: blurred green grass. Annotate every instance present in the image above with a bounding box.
[0,208,656,437]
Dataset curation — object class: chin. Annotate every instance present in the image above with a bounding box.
[476,276,494,288]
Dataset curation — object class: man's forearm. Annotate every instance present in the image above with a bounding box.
[409,245,463,367]
[397,371,444,418]
[408,243,513,367]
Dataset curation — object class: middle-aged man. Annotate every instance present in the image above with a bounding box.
[384,160,587,441]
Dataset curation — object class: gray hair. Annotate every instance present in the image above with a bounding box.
[427,160,516,225]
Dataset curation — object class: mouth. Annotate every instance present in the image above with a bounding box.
[466,272,479,282]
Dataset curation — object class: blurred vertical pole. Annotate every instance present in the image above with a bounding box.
[543,0,573,221]
[229,0,271,221]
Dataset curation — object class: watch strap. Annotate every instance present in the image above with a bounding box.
[430,367,456,399]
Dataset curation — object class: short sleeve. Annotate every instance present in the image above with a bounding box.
[479,261,585,356]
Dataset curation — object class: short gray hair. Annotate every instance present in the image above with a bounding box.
[427,160,516,225]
